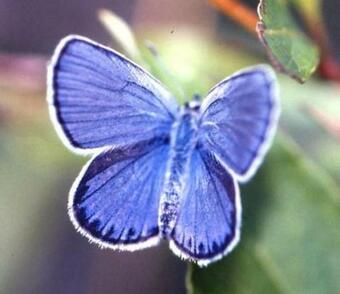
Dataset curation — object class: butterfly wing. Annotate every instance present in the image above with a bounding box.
[199,65,279,182]
[48,35,178,154]
[169,148,240,266]
[69,139,169,249]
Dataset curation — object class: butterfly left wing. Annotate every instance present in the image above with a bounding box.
[69,140,169,250]
[169,148,241,266]
[48,35,178,154]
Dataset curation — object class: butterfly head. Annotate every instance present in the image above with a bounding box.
[184,100,200,113]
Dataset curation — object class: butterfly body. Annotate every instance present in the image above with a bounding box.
[160,104,199,236]
[48,35,279,266]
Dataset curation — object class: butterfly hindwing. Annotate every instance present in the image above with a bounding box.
[69,139,170,250]
[48,35,178,154]
[169,148,241,266]
[199,65,279,182]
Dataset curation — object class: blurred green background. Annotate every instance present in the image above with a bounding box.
[0,1,339,293]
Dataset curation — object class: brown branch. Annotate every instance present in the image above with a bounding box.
[208,0,258,34]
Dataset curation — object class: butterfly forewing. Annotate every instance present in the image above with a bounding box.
[199,66,279,182]
[48,35,178,154]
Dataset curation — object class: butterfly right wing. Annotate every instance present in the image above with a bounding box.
[48,35,178,154]
[199,66,279,182]
[169,148,241,266]
[69,138,170,250]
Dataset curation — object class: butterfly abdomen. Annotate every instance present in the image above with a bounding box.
[159,107,199,237]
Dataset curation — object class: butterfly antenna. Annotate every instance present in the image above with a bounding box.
[144,40,186,104]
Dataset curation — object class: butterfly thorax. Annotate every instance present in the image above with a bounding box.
[159,104,200,237]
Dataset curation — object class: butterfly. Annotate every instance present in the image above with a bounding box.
[47,35,279,266]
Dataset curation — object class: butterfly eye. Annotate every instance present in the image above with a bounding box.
[191,104,200,112]
[188,100,201,112]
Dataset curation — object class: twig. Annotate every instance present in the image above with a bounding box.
[208,0,258,34]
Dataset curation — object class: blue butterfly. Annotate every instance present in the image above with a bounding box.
[47,35,279,266]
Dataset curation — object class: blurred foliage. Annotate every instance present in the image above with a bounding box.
[98,9,141,62]
[323,0,340,62]
[141,31,258,104]
[289,0,321,22]
[320,0,340,81]
[189,135,340,294]
[1,5,339,294]
[279,77,340,181]
[0,108,82,292]
[257,0,319,83]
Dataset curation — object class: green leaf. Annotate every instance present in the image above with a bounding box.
[188,134,340,294]
[257,0,319,83]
